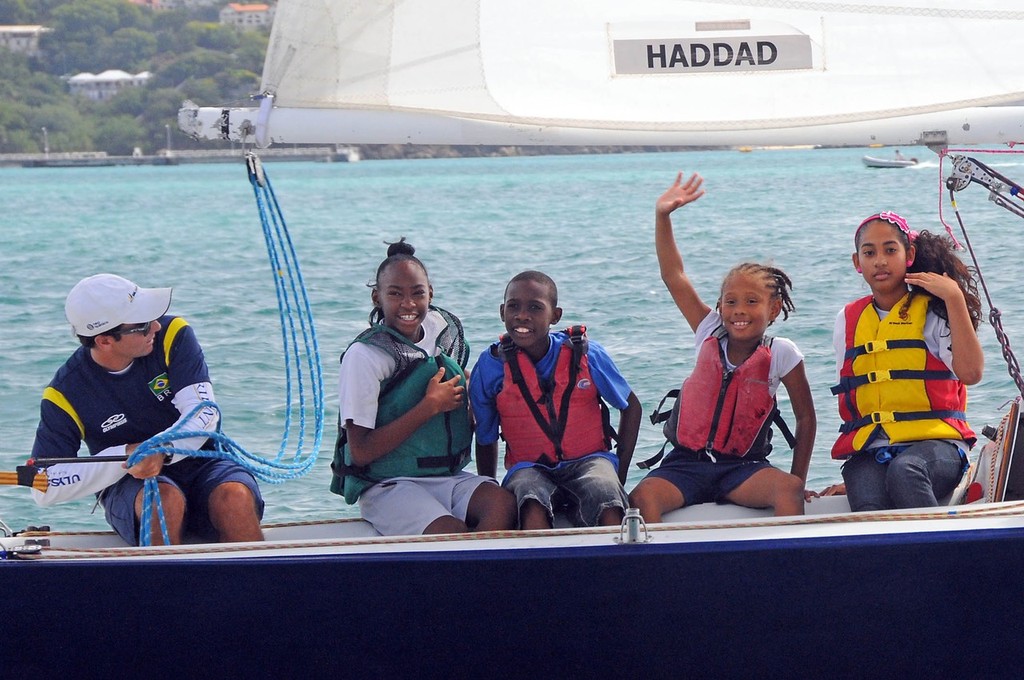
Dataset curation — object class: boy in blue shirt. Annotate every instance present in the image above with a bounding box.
[469,270,641,529]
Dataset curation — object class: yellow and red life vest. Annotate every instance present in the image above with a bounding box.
[495,326,610,469]
[831,294,974,459]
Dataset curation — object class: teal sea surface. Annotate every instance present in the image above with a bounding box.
[2,147,1023,532]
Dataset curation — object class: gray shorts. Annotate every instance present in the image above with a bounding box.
[101,457,264,545]
[502,455,627,527]
[358,471,496,536]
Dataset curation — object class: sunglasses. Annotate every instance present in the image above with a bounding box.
[110,320,154,339]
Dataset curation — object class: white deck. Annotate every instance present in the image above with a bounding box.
[6,496,1024,562]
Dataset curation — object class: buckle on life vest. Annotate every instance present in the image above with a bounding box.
[866,370,892,384]
[869,411,896,424]
[862,340,888,354]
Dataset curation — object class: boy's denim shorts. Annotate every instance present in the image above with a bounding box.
[503,454,627,527]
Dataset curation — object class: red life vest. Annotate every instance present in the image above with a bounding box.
[831,294,974,459]
[495,326,610,469]
[670,327,776,459]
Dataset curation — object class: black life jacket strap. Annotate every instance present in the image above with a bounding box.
[639,389,681,469]
[831,369,958,395]
[502,335,563,463]
[649,389,680,426]
[701,339,735,453]
[554,326,588,457]
[839,409,968,433]
[637,440,670,470]
[332,409,357,481]
[772,407,797,449]
[844,338,928,361]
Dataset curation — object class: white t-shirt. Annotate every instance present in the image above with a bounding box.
[693,311,804,395]
[338,311,449,430]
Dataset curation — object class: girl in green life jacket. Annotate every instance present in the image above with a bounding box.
[332,239,516,535]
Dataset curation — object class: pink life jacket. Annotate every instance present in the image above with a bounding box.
[495,326,610,468]
[670,327,776,459]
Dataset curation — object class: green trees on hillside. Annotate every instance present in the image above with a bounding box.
[0,0,266,154]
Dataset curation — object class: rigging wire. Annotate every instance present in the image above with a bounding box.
[939,148,1024,402]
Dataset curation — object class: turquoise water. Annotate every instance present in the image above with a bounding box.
[2,147,1023,532]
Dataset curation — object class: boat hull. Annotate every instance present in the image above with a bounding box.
[862,155,919,168]
[6,518,1024,678]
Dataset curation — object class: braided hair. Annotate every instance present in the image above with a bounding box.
[368,237,429,325]
[719,262,795,324]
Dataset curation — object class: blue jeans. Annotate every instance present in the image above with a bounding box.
[503,455,627,527]
[841,440,965,511]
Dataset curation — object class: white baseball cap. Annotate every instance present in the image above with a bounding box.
[65,274,172,337]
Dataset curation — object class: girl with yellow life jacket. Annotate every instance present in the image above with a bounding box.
[823,212,984,511]
[628,172,816,522]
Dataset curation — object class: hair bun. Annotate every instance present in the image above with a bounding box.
[386,237,415,258]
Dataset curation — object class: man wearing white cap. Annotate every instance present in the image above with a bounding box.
[29,274,264,545]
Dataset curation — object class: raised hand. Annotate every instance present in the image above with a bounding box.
[656,171,705,217]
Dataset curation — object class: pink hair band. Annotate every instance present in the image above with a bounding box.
[855,211,918,243]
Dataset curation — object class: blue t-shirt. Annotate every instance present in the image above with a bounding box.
[31,315,212,459]
[469,330,633,447]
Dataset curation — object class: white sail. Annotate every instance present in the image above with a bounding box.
[179,0,1024,147]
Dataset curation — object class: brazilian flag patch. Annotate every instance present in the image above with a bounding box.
[148,373,170,395]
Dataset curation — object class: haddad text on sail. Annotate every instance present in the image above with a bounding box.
[614,35,812,74]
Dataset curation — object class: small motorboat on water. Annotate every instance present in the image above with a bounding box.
[862,154,919,168]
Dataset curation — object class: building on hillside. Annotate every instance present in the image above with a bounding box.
[0,25,53,58]
[128,0,223,8]
[169,0,225,7]
[67,70,152,101]
[219,3,275,31]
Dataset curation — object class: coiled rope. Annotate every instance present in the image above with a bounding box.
[132,153,324,545]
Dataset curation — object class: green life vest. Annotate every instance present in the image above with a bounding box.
[330,309,472,504]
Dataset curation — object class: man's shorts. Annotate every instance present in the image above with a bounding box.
[101,457,264,545]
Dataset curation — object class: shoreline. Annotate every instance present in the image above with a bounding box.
[0,146,361,168]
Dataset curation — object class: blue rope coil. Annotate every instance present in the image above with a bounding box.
[132,155,324,545]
